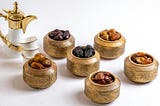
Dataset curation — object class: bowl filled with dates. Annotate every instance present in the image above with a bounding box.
[67,45,100,77]
[124,52,159,83]
[85,71,121,103]
[43,29,75,58]
[23,53,57,89]
[94,29,126,59]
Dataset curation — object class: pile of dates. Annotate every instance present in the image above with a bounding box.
[100,29,121,41]
[92,72,114,84]
[131,52,153,64]
[49,29,70,40]
[72,45,95,58]
[29,53,52,69]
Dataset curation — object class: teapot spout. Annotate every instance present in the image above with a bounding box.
[22,15,37,33]
[0,13,7,19]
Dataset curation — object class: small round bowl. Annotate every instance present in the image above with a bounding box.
[22,46,39,58]
[94,33,126,59]
[23,59,57,89]
[84,71,121,104]
[66,49,100,77]
[43,32,75,58]
[20,36,38,50]
[124,52,159,83]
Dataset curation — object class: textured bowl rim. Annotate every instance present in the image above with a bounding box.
[128,52,155,67]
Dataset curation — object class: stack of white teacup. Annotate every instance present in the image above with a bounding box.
[20,36,39,62]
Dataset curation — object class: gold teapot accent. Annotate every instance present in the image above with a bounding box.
[0,1,37,53]
[0,30,22,52]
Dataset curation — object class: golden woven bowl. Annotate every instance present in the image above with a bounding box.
[124,53,159,83]
[85,71,121,104]
[66,49,100,77]
[23,59,57,89]
[43,32,75,58]
[94,33,126,59]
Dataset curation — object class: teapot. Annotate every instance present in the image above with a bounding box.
[0,1,37,57]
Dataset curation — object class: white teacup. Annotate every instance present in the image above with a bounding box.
[22,53,31,63]
[22,46,39,58]
[20,36,38,50]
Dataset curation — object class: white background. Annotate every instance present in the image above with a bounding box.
[0,0,160,106]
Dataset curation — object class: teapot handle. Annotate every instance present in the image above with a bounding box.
[0,30,22,52]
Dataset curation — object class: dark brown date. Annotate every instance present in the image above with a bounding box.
[92,72,114,84]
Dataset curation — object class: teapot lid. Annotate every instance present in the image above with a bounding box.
[4,2,24,21]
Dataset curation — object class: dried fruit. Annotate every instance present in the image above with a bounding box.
[131,52,153,64]
[29,53,52,69]
[42,58,52,68]
[100,29,121,41]
[92,72,114,84]
[100,30,109,40]
[33,53,46,63]
[72,45,95,58]
[62,30,70,39]
[31,62,44,69]
[73,46,84,57]
[49,29,70,40]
